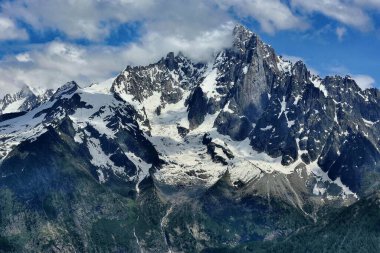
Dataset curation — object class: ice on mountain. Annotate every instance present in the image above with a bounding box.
[2,97,28,114]
[310,76,328,97]
[200,67,220,100]
[243,66,248,74]
[260,125,273,131]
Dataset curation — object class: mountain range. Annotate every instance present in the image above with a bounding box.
[0,24,379,253]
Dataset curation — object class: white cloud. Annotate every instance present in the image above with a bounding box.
[15,53,32,62]
[0,23,234,96]
[0,0,378,42]
[1,0,154,40]
[0,16,28,40]
[217,0,307,34]
[0,0,236,95]
[0,0,229,41]
[351,74,375,89]
[354,0,380,10]
[0,0,308,41]
[336,26,347,41]
[291,0,373,31]
[0,41,126,95]
[123,22,234,65]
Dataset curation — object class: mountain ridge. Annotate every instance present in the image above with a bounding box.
[0,24,379,252]
[0,84,54,115]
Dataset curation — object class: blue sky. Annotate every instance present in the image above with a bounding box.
[0,0,379,95]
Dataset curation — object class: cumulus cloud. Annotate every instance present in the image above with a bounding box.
[354,0,380,10]
[0,0,156,40]
[0,16,28,40]
[0,0,229,41]
[0,23,234,96]
[123,22,234,65]
[0,0,237,95]
[351,74,375,89]
[0,0,308,41]
[291,0,373,31]
[15,53,32,62]
[217,0,307,34]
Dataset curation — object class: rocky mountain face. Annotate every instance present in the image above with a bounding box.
[0,85,54,115]
[0,25,379,252]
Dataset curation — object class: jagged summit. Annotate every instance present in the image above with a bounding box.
[0,82,74,115]
[233,24,254,45]
[0,85,54,115]
[52,81,80,98]
[18,84,34,96]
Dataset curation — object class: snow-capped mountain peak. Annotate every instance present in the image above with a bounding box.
[1,24,380,252]
[0,84,54,115]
